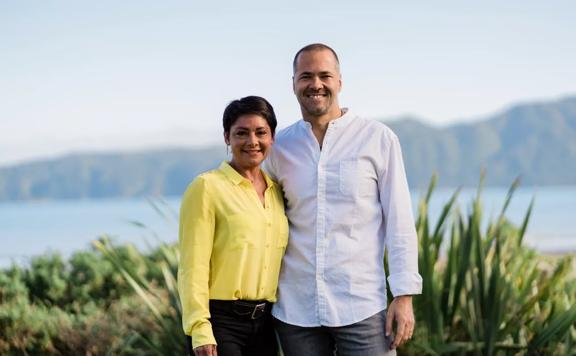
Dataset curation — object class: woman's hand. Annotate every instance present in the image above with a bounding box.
[194,344,217,356]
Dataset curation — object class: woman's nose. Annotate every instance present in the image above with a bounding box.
[247,132,258,145]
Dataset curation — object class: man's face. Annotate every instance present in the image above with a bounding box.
[293,49,342,119]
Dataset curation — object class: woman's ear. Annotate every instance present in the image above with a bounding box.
[223,131,230,145]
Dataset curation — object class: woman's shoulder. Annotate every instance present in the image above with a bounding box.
[183,169,223,196]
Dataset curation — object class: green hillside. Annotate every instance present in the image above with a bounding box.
[388,95,576,187]
[1,96,575,200]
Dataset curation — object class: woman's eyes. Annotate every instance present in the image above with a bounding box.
[234,130,268,137]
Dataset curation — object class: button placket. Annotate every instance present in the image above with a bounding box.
[315,123,336,323]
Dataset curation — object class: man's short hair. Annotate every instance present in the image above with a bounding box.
[292,43,340,74]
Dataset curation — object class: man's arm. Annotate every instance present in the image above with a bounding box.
[378,132,422,349]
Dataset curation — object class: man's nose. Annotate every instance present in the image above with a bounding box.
[310,76,323,89]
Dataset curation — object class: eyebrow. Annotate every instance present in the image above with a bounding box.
[298,70,334,78]
[233,126,269,131]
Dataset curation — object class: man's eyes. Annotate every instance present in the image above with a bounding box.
[300,74,332,80]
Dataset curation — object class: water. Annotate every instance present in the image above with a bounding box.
[419,186,576,253]
[1,186,575,267]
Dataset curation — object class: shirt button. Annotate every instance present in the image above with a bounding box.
[266,244,270,248]
[267,222,272,226]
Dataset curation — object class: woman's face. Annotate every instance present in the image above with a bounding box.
[225,114,273,170]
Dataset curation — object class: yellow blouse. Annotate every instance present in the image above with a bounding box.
[177,161,288,349]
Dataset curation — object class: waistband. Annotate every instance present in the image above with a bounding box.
[210,299,273,320]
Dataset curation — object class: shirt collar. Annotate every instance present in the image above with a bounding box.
[299,107,355,129]
[219,161,275,188]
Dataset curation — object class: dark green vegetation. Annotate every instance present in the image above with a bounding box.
[1,96,576,201]
[408,176,575,355]
[1,180,574,355]
[0,239,183,355]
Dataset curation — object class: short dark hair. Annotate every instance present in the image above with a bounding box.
[292,43,340,74]
[223,96,277,136]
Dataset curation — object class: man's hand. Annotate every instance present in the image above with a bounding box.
[386,295,415,349]
[194,344,217,356]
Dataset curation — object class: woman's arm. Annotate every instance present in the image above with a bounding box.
[177,176,217,350]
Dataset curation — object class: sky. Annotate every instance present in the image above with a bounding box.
[1,0,575,166]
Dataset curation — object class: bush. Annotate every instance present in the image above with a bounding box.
[0,241,172,355]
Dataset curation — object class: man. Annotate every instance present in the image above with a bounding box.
[263,43,422,355]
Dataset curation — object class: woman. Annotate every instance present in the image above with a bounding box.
[178,96,288,356]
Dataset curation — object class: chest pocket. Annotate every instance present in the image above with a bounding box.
[338,159,378,199]
[224,213,261,249]
[339,159,358,197]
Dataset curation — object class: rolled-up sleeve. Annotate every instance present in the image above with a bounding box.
[177,177,217,348]
[379,134,423,297]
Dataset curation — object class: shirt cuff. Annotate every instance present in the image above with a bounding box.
[190,322,217,349]
[387,272,423,297]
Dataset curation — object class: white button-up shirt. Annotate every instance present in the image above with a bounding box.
[264,109,422,327]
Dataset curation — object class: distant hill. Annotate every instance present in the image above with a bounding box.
[387,95,576,188]
[1,96,575,201]
[0,147,226,201]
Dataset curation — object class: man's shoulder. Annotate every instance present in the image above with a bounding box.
[352,116,399,142]
[274,120,303,145]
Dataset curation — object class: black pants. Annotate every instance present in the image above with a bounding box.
[186,300,278,356]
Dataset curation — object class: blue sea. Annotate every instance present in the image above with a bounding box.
[1,186,575,267]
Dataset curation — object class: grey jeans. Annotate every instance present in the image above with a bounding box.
[274,309,396,356]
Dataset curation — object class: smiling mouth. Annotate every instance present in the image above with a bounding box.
[306,93,327,99]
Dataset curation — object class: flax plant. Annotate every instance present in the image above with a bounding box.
[93,237,186,355]
[409,175,576,355]
[92,179,575,355]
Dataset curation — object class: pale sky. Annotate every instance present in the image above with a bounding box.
[1,0,575,165]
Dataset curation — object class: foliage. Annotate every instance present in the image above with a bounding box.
[404,175,576,355]
[1,177,575,355]
[93,237,186,355]
[0,242,166,355]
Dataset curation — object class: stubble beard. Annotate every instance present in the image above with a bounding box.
[299,93,332,118]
